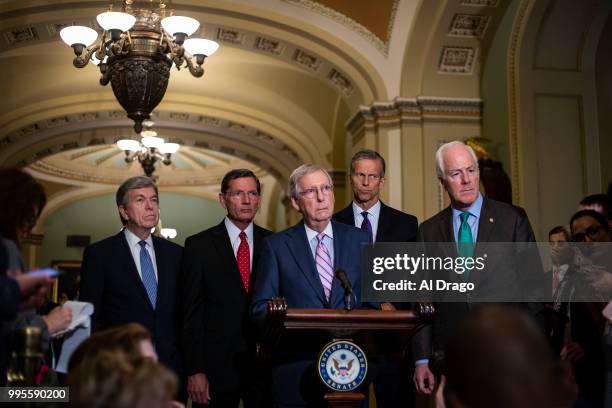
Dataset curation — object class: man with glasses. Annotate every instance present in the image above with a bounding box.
[333,149,418,407]
[181,169,272,408]
[251,164,370,407]
[566,209,612,407]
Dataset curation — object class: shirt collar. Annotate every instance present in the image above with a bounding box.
[124,227,153,248]
[224,217,254,242]
[352,200,381,220]
[304,221,334,242]
[451,192,483,220]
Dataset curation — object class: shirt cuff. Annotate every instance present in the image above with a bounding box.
[415,359,429,366]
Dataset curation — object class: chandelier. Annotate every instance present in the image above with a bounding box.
[59,0,219,133]
[117,120,179,177]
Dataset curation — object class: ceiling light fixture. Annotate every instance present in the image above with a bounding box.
[117,120,180,177]
[60,0,219,133]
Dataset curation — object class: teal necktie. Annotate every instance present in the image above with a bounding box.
[458,211,474,281]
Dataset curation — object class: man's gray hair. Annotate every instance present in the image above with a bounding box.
[288,164,333,199]
[435,141,479,178]
[116,176,158,207]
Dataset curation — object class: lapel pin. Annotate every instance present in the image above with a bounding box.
[489,218,494,223]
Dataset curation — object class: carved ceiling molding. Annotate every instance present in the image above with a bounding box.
[281,0,399,56]
[438,46,478,74]
[1,110,307,185]
[448,13,491,38]
[347,96,483,135]
[1,109,301,165]
[0,16,361,104]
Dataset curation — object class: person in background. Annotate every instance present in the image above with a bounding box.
[80,175,184,401]
[413,141,542,395]
[567,209,611,407]
[251,164,371,407]
[438,305,573,408]
[69,350,179,408]
[0,168,72,384]
[333,149,418,407]
[181,169,272,407]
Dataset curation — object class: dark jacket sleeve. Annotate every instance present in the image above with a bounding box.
[180,236,207,376]
[411,227,433,362]
[0,276,20,319]
[79,245,104,332]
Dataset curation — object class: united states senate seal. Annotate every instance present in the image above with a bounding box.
[317,340,367,391]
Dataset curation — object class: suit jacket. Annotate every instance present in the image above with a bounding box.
[412,197,540,360]
[251,220,369,321]
[333,201,418,243]
[180,221,272,391]
[80,231,183,374]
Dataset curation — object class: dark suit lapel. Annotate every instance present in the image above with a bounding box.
[377,202,392,242]
[475,198,495,245]
[330,221,348,306]
[471,198,496,284]
[437,207,459,281]
[285,223,327,305]
[252,224,265,268]
[152,236,168,309]
[116,231,152,309]
[334,204,355,226]
[438,207,454,243]
[211,221,246,296]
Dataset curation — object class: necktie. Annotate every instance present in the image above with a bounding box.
[361,211,373,243]
[315,232,334,301]
[237,231,251,292]
[138,240,157,309]
[458,211,474,281]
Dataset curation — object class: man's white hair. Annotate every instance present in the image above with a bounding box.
[435,141,479,178]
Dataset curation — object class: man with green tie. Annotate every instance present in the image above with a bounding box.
[412,141,539,395]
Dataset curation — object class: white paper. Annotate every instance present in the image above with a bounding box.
[54,301,94,373]
[53,301,94,336]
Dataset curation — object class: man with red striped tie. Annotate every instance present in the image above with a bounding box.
[251,164,371,407]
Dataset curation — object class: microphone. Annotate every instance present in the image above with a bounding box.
[335,270,353,294]
[335,269,354,310]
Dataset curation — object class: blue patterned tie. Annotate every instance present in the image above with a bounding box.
[361,211,373,243]
[458,211,474,281]
[139,240,157,309]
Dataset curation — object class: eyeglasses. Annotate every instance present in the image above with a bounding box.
[225,190,260,200]
[572,224,603,242]
[352,172,381,182]
[299,184,333,199]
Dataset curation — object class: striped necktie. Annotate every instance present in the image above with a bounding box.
[315,232,334,301]
[138,240,157,309]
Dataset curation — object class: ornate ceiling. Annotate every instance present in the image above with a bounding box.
[0,0,513,228]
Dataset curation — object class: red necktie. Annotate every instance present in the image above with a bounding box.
[237,231,251,292]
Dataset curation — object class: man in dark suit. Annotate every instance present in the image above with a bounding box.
[333,149,418,407]
[251,164,370,407]
[80,176,183,378]
[333,149,418,243]
[413,141,540,395]
[181,169,272,408]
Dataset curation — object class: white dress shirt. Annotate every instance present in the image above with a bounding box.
[352,200,381,242]
[224,217,254,271]
[124,228,158,281]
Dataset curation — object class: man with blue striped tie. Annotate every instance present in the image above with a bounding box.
[80,176,183,384]
[251,164,371,407]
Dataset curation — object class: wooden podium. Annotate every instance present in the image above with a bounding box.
[261,299,434,407]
